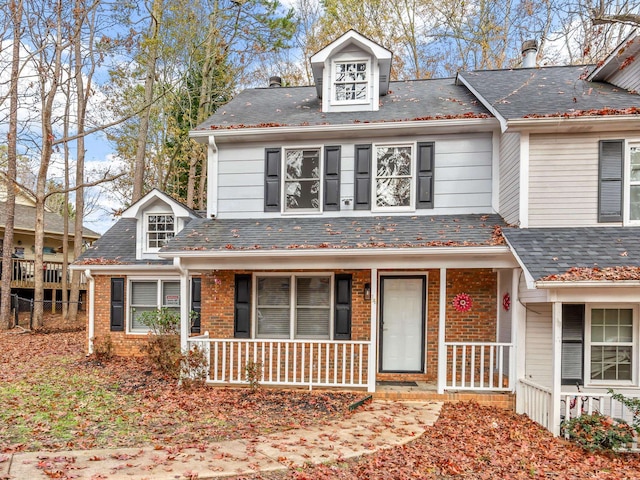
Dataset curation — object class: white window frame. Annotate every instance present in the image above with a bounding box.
[281,146,324,214]
[585,304,638,386]
[625,140,640,225]
[372,143,416,212]
[144,212,176,252]
[331,59,370,105]
[127,277,181,334]
[252,272,334,340]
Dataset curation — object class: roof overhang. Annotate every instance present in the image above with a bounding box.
[588,30,639,82]
[70,264,177,275]
[158,245,517,271]
[505,115,640,134]
[190,118,499,144]
[122,189,195,219]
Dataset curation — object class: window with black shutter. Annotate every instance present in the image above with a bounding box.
[191,278,201,334]
[234,274,252,338]
[110,278,125,332]
[561,304,585,385]
[598,140,624,222]
[264,148,281,212]
[324,146,341,211]
[416,142,434,209]
[354,144,372,210]
[334,274,352,340]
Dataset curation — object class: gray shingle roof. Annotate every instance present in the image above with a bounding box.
[195,79,491,130]
[503,227,640,281]
[0,202,100,239]
[75,218,171,265]
[161,214,506,253]
[458,65,640,120]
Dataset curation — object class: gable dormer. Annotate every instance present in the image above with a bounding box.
[587,30,640,93]
[121,189,199,260]
[310,30,392,113]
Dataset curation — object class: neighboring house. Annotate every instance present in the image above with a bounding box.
[0,174,100,302]
[75,30,640,437]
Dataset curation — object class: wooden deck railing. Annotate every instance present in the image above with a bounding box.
[445,342,513,391]
[5,258,86,289]
[187,334,371,390]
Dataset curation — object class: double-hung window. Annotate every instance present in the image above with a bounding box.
[333,61,369,103]
[130,279,180,332]
[284,148,322,212]
[255,274,331,339]
[374,144,414,210]
[588,307,635,382]
[146,214,175,250]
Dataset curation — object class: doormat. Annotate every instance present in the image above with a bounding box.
[376,381,418,387]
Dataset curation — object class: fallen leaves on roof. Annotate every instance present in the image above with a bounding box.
[541,266,640,282]
[76,257,127,265]
[523,106,640,118]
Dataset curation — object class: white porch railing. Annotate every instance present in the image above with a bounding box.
[187,334,370,389]
[519,379,552,429]
[445,342,513,391]
[561,390,639,451]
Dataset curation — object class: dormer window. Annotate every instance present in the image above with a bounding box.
[333,61,369,103]
[146,214,175,249]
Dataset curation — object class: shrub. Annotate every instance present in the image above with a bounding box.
[245,360,263,390]
[137,308,180,335]
[180,345,209,389]
[144,334,182,377]
[92,335,113,362]
[561,413,634,452]
[609,389,640,435]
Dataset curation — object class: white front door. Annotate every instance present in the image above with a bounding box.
[380,276,426,372]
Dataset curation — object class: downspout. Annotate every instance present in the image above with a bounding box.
[85,268,95,354]
[174,257,190,352]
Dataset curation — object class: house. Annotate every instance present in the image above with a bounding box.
[75,30,640,437]
[0,173,100,304]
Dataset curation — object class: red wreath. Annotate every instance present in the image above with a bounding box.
[503,292,511,311]
[453,293,472,312]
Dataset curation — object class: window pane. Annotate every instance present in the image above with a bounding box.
[131,306,156,330]
[132,282,157,305]
[257,307,290,338]
[257,277,290,305]
[630,185,640,221]
[591,346,632,381]
[376,146,412,176]
[296,308,330,338]
[163,281,180,307]
[630,147,640,181]
[376,178,412,207]
[296,277,330,306]
[147,214,175,248]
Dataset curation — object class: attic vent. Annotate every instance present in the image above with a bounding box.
[269,76,282,88]
[521,40,538,68]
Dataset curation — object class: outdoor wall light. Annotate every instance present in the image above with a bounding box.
[364,283,371,300]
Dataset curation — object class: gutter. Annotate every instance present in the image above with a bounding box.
[506,115,640,132]
[536,280,640,288]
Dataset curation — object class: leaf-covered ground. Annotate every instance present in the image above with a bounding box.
[0,330,358,453]
[236,404,640,480]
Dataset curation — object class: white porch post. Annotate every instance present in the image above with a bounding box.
[368,268,378,393]
[437,268,447,394]
[179,265,190,353]
[550,301,563,435]
[513,268,526,412]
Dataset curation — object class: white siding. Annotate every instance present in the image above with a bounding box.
[525,303,552,388]
[528,132,633,227]
[607,60,640,93]
[215,133,494,218]
[498,132,520,225]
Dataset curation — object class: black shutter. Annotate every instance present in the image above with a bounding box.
[324,146,341,211]
[598,140,624,222]
[561,304,585,385]
[110,278,125,332]
[191,278,201,334]
[334,274,352,340]
[234,274,251,338]
[354,144,372,210]
[416,142,434,209]
[264,148,281,212]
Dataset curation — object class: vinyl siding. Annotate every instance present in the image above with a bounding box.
[607,60,640,93]
[528,132,633,227]
[525,303,552,388]
[215,133,494,218]
[498,132,520,225]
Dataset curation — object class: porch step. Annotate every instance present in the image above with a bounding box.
[373,390,515,410]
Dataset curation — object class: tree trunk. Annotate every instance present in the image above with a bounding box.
[0,0,22,329]
[132,0,163,203]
